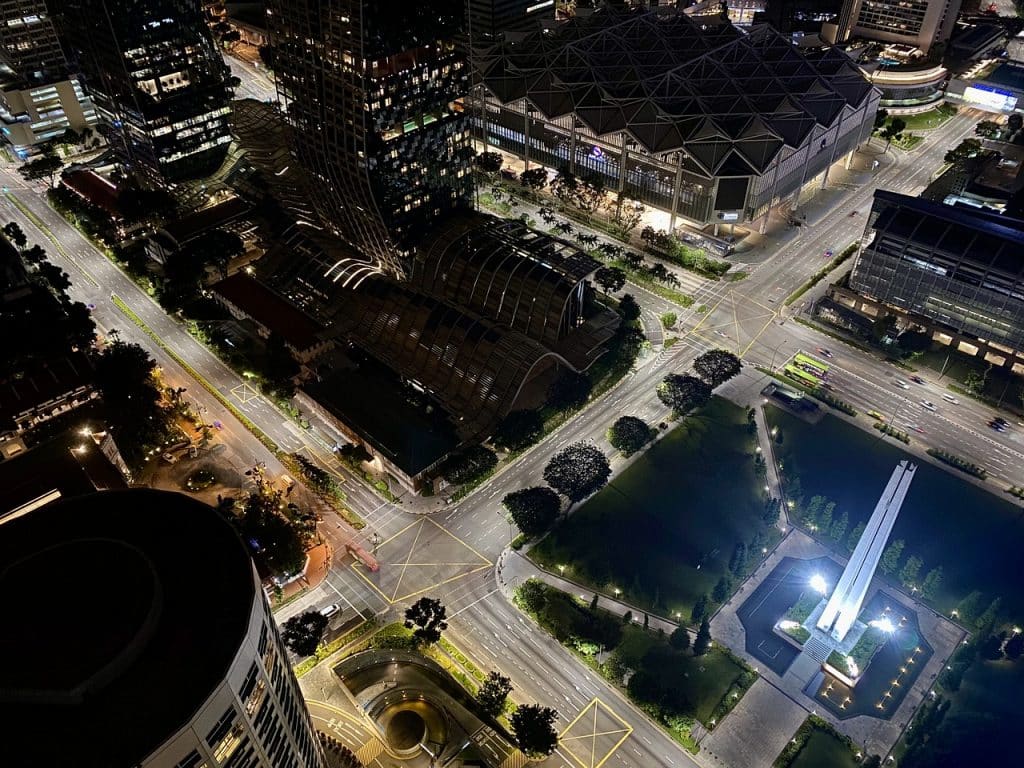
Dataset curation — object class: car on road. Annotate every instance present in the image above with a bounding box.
[320,604,340,620]
[161,452,179,465]
[990,416,1009,432]
[894,380,911,390]
[920,400,937,412]
[816,347,834,358]
[910,375,926,385]
[941,393,959,404]
[868,410,885,421]
[824,249,834,258]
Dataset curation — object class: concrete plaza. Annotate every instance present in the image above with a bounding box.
[709,528,965,759]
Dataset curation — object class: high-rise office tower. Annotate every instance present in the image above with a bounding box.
[1,489,327,768]
[53,0,234,181]
[832,0,963,54]
[467,0,556,42]
[0,0,97,152]
[268,1,473,278]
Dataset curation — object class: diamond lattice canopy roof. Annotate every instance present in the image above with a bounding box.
[474,9,876,175]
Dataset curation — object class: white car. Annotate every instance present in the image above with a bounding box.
[320,603,340,620]
[941,393,959,404]
[894,380,910,390]
[919,400,937,412]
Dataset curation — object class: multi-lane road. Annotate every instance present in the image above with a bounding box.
[5,95,1021,768]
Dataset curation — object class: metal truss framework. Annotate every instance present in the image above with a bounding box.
[474,8,876,180]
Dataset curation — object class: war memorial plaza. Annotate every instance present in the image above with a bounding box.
[703,462,966,767]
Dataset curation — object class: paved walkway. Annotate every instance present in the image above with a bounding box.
[700,679,807,768]
[499,549,691,638]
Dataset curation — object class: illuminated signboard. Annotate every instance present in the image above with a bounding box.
[963,84,1019,112]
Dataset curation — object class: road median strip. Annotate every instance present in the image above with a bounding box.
[4,190,99,287]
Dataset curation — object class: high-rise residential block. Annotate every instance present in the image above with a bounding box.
[0,0,97,153]
[53,0,233,181]
[832,0,963,54]
[268,1,473,278]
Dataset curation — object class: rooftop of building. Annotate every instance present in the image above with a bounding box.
[0,428,127,516]
[0,489,255,768]
[212,272,325,352]
[476,7,876,175]
[61,169,124,220]
[871,189,1024,272]
[0,350,94,432]
[157,196,251,247]
[982,60,1024,92]
[305,353,461,478]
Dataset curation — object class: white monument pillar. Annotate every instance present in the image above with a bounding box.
[816,461,916,641]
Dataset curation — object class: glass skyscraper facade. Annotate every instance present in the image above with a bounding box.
[54,0,233,181]
[268,0,474,279]
[850,190,1024,353]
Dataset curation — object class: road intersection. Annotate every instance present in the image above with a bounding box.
[3,102,1020,768]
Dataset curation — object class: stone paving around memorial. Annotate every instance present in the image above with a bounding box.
[710,528,965,757]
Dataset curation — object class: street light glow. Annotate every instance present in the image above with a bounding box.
[810,574,828,594]
[870,617,896,633]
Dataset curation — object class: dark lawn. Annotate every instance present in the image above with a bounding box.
[532,397,766,618]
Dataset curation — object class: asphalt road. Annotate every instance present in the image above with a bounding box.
[4,100,1021,768]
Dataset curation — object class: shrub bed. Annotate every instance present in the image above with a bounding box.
[926,448,988,480]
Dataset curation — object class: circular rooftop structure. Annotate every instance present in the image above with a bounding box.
[0,489,256,768]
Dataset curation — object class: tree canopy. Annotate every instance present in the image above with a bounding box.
[693,349,742,388]
[543,442,611,503]
[491,409,544,452]
[404,597,448,645]
[93,340,171,466]
[693,618,712,656]
[476,671,513,718]
[657,373,711,415]
[239,489,307,577]
[475,151,503,174]
[503,486,561,537]
[606,415,652,456]
[281,610,328,656]
[440,445,498,485]
[594,266,626,294]
[546,369,592,411]
[510,704,559,757]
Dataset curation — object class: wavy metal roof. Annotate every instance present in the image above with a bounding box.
[475,9,876,175]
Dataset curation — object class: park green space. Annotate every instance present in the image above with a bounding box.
[883,103,957,132]
[530,397,770,619]
[517,581,751,750]
[786,727,859,768]
[766,406,1024,618]
[900,654,1024,767]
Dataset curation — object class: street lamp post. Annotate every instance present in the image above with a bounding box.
[768,339,788,371]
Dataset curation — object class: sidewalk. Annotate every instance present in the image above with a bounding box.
[498,549,692,638]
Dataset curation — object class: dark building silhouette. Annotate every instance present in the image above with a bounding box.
[53,0,233,181]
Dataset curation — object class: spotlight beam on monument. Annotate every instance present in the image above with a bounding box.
[817,461,916,641]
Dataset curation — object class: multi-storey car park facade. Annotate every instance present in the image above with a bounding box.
[834,190,1024,372]
[472,7,880,232]
[1,489,326,768]
[268,0,474,280]
[53,0,233,182]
